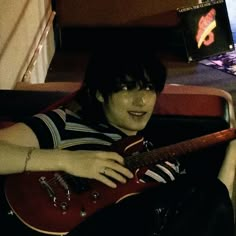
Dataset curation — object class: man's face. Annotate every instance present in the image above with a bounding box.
[99,85,157,136]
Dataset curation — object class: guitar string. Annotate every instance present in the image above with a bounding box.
[42,129,235,187]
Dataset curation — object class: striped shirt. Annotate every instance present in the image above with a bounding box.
[24,108,183,183]
[24,108,125,150]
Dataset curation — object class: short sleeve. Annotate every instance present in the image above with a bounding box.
[23,109,66,149]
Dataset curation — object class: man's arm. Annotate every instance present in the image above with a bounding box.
[0,123,133,187]
[0,123,40,148]
[0,123,67,174]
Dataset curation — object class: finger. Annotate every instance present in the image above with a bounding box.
[96,174,117,188]
[106,161,133,179]
[97,151,125,164]
[102,168,127,184]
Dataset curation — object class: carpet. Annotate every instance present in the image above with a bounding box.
[199,45,236,76]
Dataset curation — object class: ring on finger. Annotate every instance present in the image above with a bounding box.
[101,167,108,175]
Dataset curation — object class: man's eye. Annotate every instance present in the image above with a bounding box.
[145,84,154,91]
[121,85,128,91]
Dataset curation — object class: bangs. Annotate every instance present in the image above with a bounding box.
[110,57,163,93]
[84,48,166,97]
[113,71,157,92]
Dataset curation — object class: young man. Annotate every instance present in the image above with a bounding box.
[0,48,234,236]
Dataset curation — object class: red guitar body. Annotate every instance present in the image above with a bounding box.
[5,128,236,235]
[5,136,157,235]
[5,170,156,235]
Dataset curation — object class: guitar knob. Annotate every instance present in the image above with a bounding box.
[92,191,100,201]
[80,208,87,217]
[60,202,68,212]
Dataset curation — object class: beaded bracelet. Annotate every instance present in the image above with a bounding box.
[23,147,35,172]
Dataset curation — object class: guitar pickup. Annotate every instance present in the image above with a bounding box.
[54,172,71,201]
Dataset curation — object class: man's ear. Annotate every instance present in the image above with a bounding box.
[96,90,104,103]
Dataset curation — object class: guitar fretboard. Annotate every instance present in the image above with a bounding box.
[125,128,236,170]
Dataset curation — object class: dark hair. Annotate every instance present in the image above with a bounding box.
[76,48,167,121]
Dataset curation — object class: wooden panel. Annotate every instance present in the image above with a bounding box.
[0,0,55,89]
[55,0,199,27]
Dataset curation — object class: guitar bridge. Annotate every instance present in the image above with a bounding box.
[38,174,71,212]
[39,176,57,206]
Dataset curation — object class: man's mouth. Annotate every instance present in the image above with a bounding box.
[128,111,147,117]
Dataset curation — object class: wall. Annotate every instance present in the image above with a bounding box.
[0,0,55,89]
[56,0,199,27]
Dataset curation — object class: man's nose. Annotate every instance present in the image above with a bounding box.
[133,91,146,106]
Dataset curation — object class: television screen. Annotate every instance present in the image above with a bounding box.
[177,0,235,62]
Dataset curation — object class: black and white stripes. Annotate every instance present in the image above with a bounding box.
[24,108,183,183]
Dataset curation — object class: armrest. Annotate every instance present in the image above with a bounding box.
[162,84,235,128]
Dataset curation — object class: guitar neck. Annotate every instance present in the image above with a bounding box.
[125,128,236,170]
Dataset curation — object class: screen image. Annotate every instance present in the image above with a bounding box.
[177,0,235,62]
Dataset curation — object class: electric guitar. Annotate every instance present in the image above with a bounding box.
[4,128,236,235]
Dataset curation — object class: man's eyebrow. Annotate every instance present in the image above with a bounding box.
[125,74,134,82]
[144,69,151,81]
